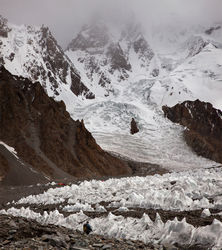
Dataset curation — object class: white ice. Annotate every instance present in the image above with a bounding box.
[2,167,222,250]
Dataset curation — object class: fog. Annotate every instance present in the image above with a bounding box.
[0,0,221,48]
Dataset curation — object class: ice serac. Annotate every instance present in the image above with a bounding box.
[0,67,131,184]
[65,20,154,97]
[162,99,222,164]
[0,16,94,100]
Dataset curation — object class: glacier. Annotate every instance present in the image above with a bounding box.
[65,20,222,171]
[2,166,222,248]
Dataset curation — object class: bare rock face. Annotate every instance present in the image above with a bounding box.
[205,25,221,35]
[0,67,131,184]
[0,154,8,180]
[185,36,208,57]
[0,16,10,37]
[39,27,94,99]
[106,43,131,72]
[130,118,139,135]
[162,99,222,164]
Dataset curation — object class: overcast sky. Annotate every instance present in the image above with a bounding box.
[0,0,221,48]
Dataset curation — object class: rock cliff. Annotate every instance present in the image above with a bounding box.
[163,100,222,164]
[0,67,131,184]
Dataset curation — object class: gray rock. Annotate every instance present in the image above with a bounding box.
[74,240,88,248]
[70,247,90,250]
[49,236,67,248]
[163,244,178,250]
[2,240,11,245]
[65,235,71,242]
[170,181,177,185]
[126,240,134,246]
[56,231,70,242]
[42,234,52,241]
[9,229,17,234]
[102,244,112,249]
[42,234,67,248]
[93,243,104,247]
[8,220,18,229]
[7,235,14,240]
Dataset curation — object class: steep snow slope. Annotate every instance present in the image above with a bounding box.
[66,21,222,170]
[164,43,222,108]
[0,16,94,109]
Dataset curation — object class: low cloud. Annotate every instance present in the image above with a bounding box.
[0,0,221,48]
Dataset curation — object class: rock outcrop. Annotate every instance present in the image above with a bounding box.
[162,99,222,164]
[0,67,131,184]
[0,15,10,37]
[130,118,139,135]
[205,25,221,35]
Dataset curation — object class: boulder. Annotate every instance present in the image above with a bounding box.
[130,118,139,135]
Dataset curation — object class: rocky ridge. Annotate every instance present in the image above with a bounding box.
[0,67,132,184]
[162,99,222,164]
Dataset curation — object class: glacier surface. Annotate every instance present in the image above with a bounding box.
[2,167,222,248]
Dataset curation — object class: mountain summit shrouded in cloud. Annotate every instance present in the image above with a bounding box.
[0,0,221,47]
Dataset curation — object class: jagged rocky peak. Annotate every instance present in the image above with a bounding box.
[0,17,94,99]
[185,35,208,57]
[65,17,155,97]
[67,21,110,52]
[162,99,222,164]
[121,21,154,61]
[121,21,143,41]
[38,25,94,99]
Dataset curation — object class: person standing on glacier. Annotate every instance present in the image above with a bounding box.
[83,221,92,235]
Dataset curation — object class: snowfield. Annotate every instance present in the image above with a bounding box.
[2,167,222,248]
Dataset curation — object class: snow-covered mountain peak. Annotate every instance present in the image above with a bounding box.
[66,19,155,97]
[0,17,94,111]
[120,21,143,42]
[67,21,110,52]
